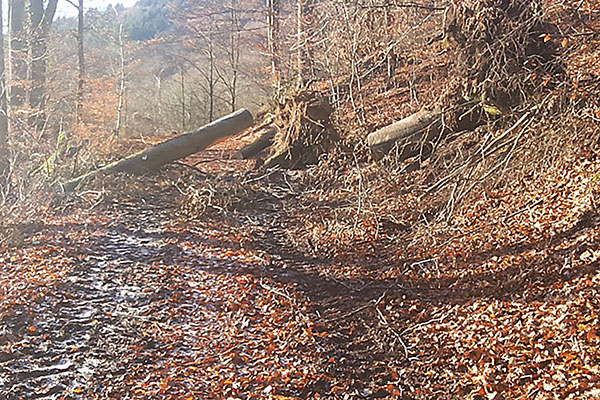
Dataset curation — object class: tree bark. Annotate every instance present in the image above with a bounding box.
[296,0,303,87]
[228,0,240,113]
[114,23,126,136]
[0,0,9,182]
[76,0,84,121]
[267,0,281,88]
[235,127,276,159]
[58,109,254,192]
[207,30,215,122]
[26,0,58,124]
[8,0,26,106]
[367,109,442,161]
[180,66,185,131]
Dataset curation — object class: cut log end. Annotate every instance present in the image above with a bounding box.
[236,127,277,160]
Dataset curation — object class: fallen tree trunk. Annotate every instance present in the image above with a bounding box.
[235,126,277,159]
[58,109,254,192]
[367,109,442,161]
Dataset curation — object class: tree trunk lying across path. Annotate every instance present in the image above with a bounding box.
[58,109,254,192]
[235,126,277,159]
[367,109,442,161]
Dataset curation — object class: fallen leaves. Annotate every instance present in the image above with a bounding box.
[3,119,600,399]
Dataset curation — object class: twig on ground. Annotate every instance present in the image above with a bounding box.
[259,277,294,302]
[400,316,446,337]
[323,291,387,323]
[374,303,409,358]
[436,197,544,249]
[423,112,532,197]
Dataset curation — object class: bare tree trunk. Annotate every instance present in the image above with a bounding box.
[76,0,84,122]
[25,0,40,110]
[295,0,316,87]
[60,109,254,192]
[8,0,26,107]
[367,110,442,160]
[208,31,214,122]
[180,66,185,131]
[211,0,240,114]
[229,0,239,113]
[114,23,125,136]
[0,0,9,182]
[26,0,58,125]
[155,74,162,115]
[235,127,276,159]
[296,0,303,87]
[266,0,280,89]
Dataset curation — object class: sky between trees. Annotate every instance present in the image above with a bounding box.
[56,0,138,17]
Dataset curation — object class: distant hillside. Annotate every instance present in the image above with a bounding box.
[53,0,180,41]
[125,0,182,40]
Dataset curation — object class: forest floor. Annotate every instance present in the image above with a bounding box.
[2,130,600,400]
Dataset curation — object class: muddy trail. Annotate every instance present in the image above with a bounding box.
[0,186,406,399]
[0,196,202,398]
[4,168,600,399]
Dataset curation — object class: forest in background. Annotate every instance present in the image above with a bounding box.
[0,0,596,201]
[0,0,272,206]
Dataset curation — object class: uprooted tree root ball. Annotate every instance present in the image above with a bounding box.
[444,0,565,113]
[265,90,338,169]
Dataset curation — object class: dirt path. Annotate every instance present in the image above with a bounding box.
[0,185,495,399]
[4,168,600,400]
[0,191,336,399]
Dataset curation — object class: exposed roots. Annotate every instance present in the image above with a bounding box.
[265,90,337,169]
[445,0,564,111]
